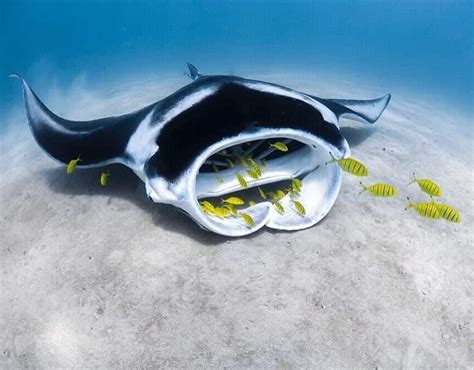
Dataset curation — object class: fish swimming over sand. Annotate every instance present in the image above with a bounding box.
[409,174,442,197]
[434,202,461,223]
[360,182,398,197]
[333,157,369,177]
[406,200,442,219]
[11,64,390,236]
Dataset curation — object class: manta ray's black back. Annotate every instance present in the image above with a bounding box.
[145,77,346,181]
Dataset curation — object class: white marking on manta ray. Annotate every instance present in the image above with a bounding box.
[160,85,219,124]
[237,80,338,125]
[124,109,157,167]
[125,85,219,168]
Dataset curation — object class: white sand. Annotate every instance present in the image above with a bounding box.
[1,72,473,368]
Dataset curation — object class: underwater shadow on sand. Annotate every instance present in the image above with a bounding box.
[42,164,229,245]
[340,126,376,147]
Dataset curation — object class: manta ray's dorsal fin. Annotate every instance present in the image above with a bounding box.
[311,94,391,124]
[186,63,201,81]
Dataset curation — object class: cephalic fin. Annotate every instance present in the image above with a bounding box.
[311,94,391,124]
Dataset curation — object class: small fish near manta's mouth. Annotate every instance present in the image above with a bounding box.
[195,138,341,235]
[147,130,347,237]
[12,63,390,237]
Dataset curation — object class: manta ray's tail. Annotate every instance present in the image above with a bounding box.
[10,74,152,168]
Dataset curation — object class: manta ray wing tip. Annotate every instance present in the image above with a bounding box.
[382,93,391,105]
[9,73,22,80]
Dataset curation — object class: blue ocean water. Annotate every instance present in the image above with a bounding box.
[0,0,473,121]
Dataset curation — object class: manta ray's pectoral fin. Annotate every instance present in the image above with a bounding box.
[311,94,391,124]
[186,63,201,81]
[11,73,153,168]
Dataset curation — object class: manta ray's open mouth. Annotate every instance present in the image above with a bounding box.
[193,136,342,234]
[196,137,314,198]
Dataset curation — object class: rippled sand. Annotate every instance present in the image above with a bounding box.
[1,72,472,368]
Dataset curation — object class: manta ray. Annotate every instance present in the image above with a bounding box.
[11,64,390,237]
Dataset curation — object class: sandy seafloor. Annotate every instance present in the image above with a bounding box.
[1,71,473,368]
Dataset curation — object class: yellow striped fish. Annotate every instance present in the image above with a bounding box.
[273,201,285,214]
[225,158,235,168]
[406,201,442,219]
[214,207,233,218]
[235,173,248,188]
[248,158,263,175]
[238,155,250,168]
[240,212,255,227]
[291,178,303,193]
[257,187,267,199]
[222,204,238,216]
[246,168,261,179]
[222,196,245,205]
[66,155,81,174]
[360,182,397,197]
[99,170,110,186]
[337,158,369,176]
[409,174,442,197]
[248,201,257,207]
[200,201,215,215]
[269,141,288,152]
[435,203,461,223]
[272,190,285,199]
[267,191,280,201]
[292,200,306,216]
